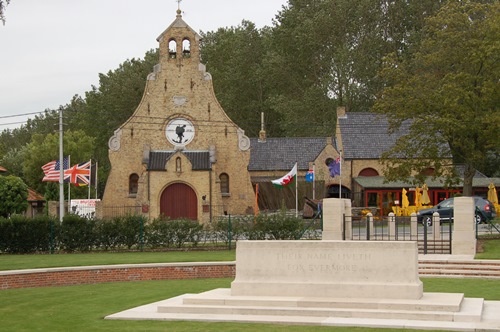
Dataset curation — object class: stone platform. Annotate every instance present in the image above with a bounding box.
[106,240,500,331]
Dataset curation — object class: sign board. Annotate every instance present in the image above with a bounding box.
[70,199,100,219]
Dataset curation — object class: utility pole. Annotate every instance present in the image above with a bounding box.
[59,107,64,222]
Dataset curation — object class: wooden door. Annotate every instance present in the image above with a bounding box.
[160,183,197,220]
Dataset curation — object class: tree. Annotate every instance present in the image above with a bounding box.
[200,21,283,137]
[263,0,445,136]
[72,50,159,196]
[0,0,9,25]
[373,1,500,196]
[0,175,28,217]
[22,130,95,195]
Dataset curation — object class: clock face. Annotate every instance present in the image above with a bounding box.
[165,118,195,146]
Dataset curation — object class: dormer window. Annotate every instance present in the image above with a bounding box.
[168,39,177,58]
[182,38,191,58]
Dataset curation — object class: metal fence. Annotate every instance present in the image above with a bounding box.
[344,214,452,254]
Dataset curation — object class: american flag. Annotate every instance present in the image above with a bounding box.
[66,161,91,186]
[42,158,70,182]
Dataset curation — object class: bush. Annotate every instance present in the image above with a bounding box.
[170,219,203,248]
[115,215,145,250]
[0,215,56,253]
[59,214,96,252]
[94,218,122,250]
[146,217,175,248]
[257,211,304,240]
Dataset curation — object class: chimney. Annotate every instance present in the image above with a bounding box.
[337,106,347,119]
[258,112,266,142]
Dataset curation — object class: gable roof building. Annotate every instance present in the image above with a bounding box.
[99,9,498,221]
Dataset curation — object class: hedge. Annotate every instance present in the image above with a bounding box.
[0,212,320,254]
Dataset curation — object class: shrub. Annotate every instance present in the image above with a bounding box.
[146,217,175,248]
[0,215,56,253]
[59,214,96,252]
[115,215,145,250]
[94,218,122,250]
[170,219,203,248]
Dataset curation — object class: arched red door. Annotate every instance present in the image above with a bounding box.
[160,183,197,220]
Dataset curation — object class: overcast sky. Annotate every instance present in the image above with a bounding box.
[0,0,288,129]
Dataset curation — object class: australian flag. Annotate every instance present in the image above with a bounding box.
[305,169,314,182]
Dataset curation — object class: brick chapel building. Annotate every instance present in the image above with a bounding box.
[100,9,498,222]
[101,9,340,222]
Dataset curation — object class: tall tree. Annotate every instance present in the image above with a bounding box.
[0,0,9,24]
[72,50,159,195]
[373,1,500,195]
[22,130,95,195]
[200,21,284,137]
[263,0,444,136]
[0,175,28,217]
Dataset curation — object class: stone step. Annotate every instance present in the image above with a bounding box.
[182,289,464,312]
[156,290,483,323]
[418,261,500,278]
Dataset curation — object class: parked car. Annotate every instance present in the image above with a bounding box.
[417,196,497,226]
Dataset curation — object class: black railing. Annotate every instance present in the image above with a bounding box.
[344,214,452,254]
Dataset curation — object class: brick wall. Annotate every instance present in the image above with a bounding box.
[0,262,236,290]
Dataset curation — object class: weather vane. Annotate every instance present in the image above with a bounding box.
[176,0,182,11]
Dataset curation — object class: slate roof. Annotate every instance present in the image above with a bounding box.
[249,137,329,171]
[148,151,211,171]
[354,176,500,189]
[339,112,410,159]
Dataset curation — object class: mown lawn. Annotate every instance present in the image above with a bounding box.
[1,277,498,332]
[0,250,236,271]
[0,238,498,271]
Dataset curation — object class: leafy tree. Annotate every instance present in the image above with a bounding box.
[262,0,444,136]
[0,0,9,24]
[22,130,95,195]
[200,21,283,137]
[0,146,28,177]
[373,1,500,195]
[0,175,28,217]
[71,50,159,196]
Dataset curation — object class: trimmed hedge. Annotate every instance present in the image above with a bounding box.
[0,212,319,254]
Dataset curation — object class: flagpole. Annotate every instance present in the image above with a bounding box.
[59,108,64,222]
[295,162,298,217]
[88,159,92,200]
[312,163,316,200]
[95,161,98,199]
[68,155,71,213]
[339,150,342,199]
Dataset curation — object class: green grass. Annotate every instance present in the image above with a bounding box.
[0,250,236,271]
[476,237,500,259]
[0,238,498,272]
[1,277,496,332]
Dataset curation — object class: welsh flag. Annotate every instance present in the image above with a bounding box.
[271,163,297,188]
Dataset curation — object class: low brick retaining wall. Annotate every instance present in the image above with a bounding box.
[0,262,236,290]
[2,258,498,290]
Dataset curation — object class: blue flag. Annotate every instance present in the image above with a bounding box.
[328,157,341,177]
[305,169,314,182]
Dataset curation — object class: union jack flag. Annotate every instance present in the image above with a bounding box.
[42,158,70,182]
[66,161,91,186]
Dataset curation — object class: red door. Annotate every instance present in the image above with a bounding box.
[160,183,197,220]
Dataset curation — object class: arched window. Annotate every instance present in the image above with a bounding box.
[219,173,229,195]
[176,157,182,173]
[182,38,191,58]
[168,39,177,58]
[359,168,379,176]
[129,173,139,195]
